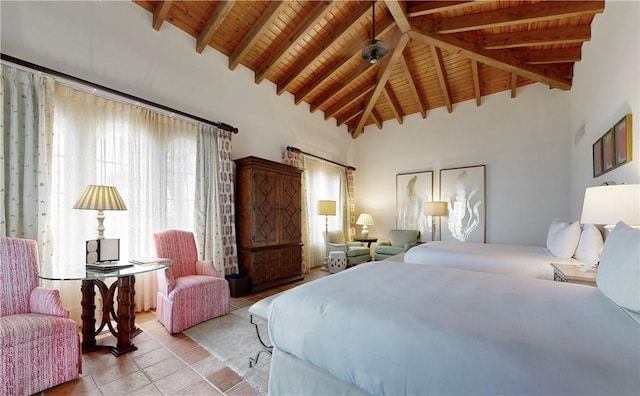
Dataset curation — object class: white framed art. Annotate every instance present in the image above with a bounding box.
[396,171,433,241]
[440,165,486,243]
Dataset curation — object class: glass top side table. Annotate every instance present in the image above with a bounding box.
[40,259,172,356]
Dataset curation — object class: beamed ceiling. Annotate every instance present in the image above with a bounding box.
[134,0,604,139]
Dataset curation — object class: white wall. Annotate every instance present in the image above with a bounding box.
[353,86,572,246]
[568,0,640,219]
[0,0,354,165]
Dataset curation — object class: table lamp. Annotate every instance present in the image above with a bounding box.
[318,200,336,264]
[73,184,127,239]
[356,213,374,238]
[424,201,448,241]
[580,184,640,232]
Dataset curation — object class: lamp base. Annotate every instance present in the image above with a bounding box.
[361,228,369,238]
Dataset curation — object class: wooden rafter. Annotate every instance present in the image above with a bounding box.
[196,1,234,54]
[398,52,426,119]
[276,1,372,95]
[296,15,395,106]
[435,1,604,34]
[510,73,518,98]
[482,25,591,50]
[353,32,410,139]
[337,108,363,127]
[384,0,411,34]
[152,1,172,31]
[371,110,383,129]
[309,62,371,112]
[523,48,582,64]
[228,1,287,71]
[430,46,452,113]
[409,22,573,90]
[254,1,333,84]
[470,59,481,106]
[324,83,375,120]
[407,1,473,17]
[382,85,403,124]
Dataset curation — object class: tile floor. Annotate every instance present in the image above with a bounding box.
[43,268,329,396]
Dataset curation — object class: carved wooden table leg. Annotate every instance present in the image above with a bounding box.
[80,280,97,353]
[112,275,137,356]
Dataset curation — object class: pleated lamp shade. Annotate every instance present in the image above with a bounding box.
[73,185,127,211]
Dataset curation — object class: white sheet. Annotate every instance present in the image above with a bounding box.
[404,241,583,280]
[269,262,640,395]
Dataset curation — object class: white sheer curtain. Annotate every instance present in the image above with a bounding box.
[47,84,198,322]
[303,157,346,269]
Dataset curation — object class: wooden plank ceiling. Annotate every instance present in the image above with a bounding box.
[134,0,604,139]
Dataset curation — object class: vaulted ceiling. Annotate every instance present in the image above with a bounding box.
[134,1,604,138]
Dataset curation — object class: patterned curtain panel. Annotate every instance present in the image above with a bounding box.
[195,127,238,275]
[346,169,356,241]
[282,150,310,273]
[0,65,54,262]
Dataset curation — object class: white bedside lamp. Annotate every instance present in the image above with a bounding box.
[73,185,127,239]
[424,201,448,241]
[356,213,374,238]
[580,184,640,232]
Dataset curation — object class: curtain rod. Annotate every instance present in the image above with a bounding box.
[287,146,355,171]
[1,53,238,134]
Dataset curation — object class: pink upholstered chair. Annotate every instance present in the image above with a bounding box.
[0,237,81,395]
[153,230,230,333]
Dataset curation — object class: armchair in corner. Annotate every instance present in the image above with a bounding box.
[324,230,371,266]
[374,229,421,260]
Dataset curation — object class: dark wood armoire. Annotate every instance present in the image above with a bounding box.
[234,156,304,292]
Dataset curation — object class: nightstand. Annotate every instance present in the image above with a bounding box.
[550,263,597,287]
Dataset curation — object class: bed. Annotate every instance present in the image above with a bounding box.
[268,222,639,395]
[399,220,604,280]
[402,240,581,280]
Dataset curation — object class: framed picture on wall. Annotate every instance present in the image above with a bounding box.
[592,138,603,177]
[614,114,632,167]
[396,171,433,241]
[602,129,614,173]
[439,165,486,243]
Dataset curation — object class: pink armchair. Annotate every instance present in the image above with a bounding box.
[153,230,230,333]
[0,237,81,395]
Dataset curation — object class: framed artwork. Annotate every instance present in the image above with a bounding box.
[439,165,486,243]
[602,129,614,173]
[614,114,632,167]
[592,138,603,177]
[396,171,433,241]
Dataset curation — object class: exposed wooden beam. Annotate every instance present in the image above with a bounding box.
[308,62,371,112]
[196,1,234,54]
[153,1,172,31]
[482,25,591,50]
[521,47,582,64]
[430,46,452,113]
[435,1,604,34]
[353,32,410,139]
[255,1,333,84]
[382,85,403,124]
[371,110,383,129]
[398,52,426,119]
[324,83,375,120]
[407,1,473,17]
[409,21,572,90]
[470,59,481,106]
[276,1,372,95]
[228,1,286,71]
[296,15,395,106]
[384,0,411,34]
[510,73,518,98]
[337,108,364,127]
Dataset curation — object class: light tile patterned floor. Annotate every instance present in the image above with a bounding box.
[43,268,328,395]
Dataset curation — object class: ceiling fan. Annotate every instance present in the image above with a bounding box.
[361,1,388,64]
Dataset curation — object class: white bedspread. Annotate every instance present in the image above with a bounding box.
[404,241,582,280]
[269,262,639,395]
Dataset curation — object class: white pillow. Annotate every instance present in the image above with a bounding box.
[597,222,640,312]
[573,224,604,264]
[546,219,581,258]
